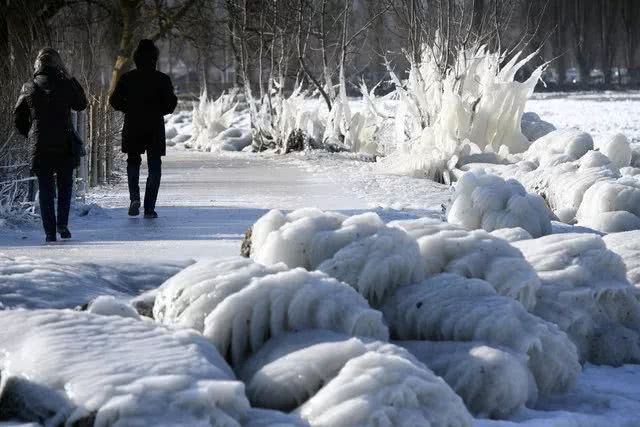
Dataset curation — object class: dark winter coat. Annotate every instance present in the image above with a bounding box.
[14,66,88,166]
[109,58,178,156]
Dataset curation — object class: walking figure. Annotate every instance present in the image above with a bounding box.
[14,48,88,243]
[109,39,177,218]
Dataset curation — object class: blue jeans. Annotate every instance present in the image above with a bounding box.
[35,158,75,235]
[127,153,162,212]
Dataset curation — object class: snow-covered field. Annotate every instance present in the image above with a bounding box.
[2,93,640,426]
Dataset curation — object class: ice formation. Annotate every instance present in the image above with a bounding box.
[382,273,580,396]
[379,46,542,183]
[514,233,640,365]
[295,351,472,427]
[398,340,537,418]
[473,128,640,232]
[154,257,388,370]
[391,218,540,309]
[203,267,389,369]
[317,227,425,307]
[604,230,640,287]
[251,209,385,269]
[250,209,540,310]
[187,90,250,151]
[154,257,287,331]
[0,309,249,426]
[447,170,552,238]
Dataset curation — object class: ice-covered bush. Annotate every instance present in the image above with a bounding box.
[604,230,640,287]
[0,309,249,426]
[447,170,552,237]
[514,233,640,365]
[154,257,389,369]
[295,351,472,427]
[250,209,540,310]
[398,341,537,418]
[187,90,250,151]
[382,273,580,397]
[391,217,540,310]
[380,46,543,183]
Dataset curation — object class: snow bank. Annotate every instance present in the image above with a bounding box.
[514,233,640,365]
[203,267,389,369]
[448,170,552,238]
[391,218,540,310]
[296,351,472,427]
[398,340,537,418]
[0,255,183,309]
[382,273,580,396]
[0,309,248,426]
[604,230,640,287]
[85,295,140,319]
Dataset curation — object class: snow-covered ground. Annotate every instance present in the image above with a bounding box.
[2,93,640,426]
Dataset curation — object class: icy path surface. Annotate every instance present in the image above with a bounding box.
[0,148,370,263]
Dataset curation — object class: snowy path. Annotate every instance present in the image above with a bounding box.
[0,149,368,263]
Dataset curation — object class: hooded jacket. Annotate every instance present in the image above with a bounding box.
[109,40,178,156]
[14,65,87,164]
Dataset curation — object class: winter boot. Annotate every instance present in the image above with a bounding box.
[143,210,158,219]
[45,233,57,243]
[57,226,72,239]
[128,200,141,216]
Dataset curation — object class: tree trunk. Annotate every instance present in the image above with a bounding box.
[107,0,139,96]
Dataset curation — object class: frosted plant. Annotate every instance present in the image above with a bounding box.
[295,350,472,427]
[398,340,537,418]
[391,217,540,310]
[381,273,580,396]
[380,44,544,183]
[604,230,640,287]
[154,257,287,331]
[0,309,249,426]
[514,233,640,365]
[203,268,389,369]
[447,170,552,238]
[187,89,247,151]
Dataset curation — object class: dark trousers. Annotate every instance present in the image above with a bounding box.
[35,158,75,236]
[127,153,162,212]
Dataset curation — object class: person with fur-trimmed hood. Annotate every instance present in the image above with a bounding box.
[109,39,177,219]
[14,48,88,243]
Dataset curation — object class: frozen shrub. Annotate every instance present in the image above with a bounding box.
[398,340,537,418]
[604,230,640,287]
[391,218,540,309]
[514,233,640,365]
[154,257,286,332]
[295,351,472,427]
[380,46,543,183]
[382,273,580,396]
[188,90,247,152]
[203,268,389,369]
[0,309,248,426]
[447,170,552,238]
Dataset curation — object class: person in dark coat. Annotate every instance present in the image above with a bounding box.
[109,39,177,218]
[14,48,88,243]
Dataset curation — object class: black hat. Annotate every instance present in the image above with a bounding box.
[133,39,159,69]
